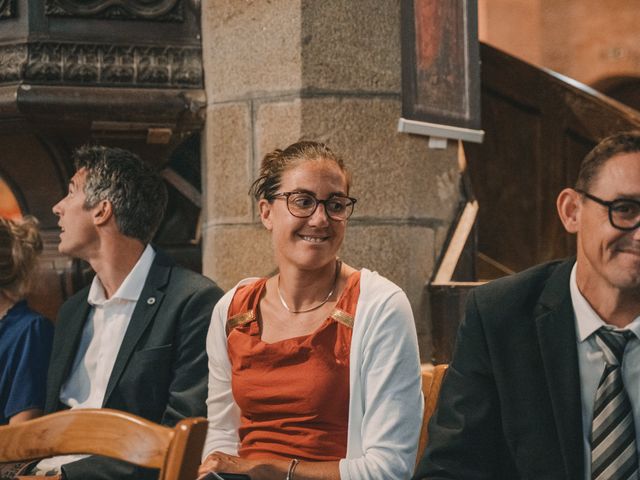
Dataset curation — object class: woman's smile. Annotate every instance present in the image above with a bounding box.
[298,233,330,243]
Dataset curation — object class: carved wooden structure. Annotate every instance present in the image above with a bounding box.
[0,0,205,319]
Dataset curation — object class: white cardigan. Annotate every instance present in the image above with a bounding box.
[203,268,424,479]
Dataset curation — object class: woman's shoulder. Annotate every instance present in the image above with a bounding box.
[233,277,267,294]
[5,301,49,325]
[214,277,264,316]
[1,302,53,345]
[359,268,404,299]
[354,269,413,333]
[220,277,264,301]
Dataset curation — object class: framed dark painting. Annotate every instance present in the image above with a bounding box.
[399,0,483,143]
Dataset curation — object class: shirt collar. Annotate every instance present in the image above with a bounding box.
[87,244,156,306]
[570,262,640,342]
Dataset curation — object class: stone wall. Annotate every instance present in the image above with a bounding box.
[200,1,462,360]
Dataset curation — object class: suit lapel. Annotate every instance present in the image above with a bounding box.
[102,253,171,405]
[535,259,584,480]
[46,294,91,412]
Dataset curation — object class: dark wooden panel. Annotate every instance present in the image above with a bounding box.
[431,44,640,363]
[430,283,474,364]
[543,130,595,260]
[466,89,542,272]
[600,78,640,112]
[466,43,640,274]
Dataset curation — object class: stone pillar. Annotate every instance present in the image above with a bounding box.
[201,1,462,360]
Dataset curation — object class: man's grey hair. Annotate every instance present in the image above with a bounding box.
[73,145,168,244]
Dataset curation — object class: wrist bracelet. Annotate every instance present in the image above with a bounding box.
[286,458,300,480]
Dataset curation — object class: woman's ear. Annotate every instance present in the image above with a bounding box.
[556,188,581,234]
[259,199,273,231]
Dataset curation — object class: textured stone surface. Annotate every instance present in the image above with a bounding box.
[253,98,303,216]
[341,223,435,360]
[299,96,462,223]
[300,0,401,93]
[202,0,303,102]
[341,223,434,313]
[202,224,275,291]
[254,98,303,161]
[204,102,253,223]
[434,224,452,265]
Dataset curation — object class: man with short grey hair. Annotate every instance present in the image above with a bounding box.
[36,145,223,480]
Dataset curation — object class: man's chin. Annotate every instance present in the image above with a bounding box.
[57,243,71,256]
[610,271,640,291]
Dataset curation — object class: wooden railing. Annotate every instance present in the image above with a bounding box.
[429,42,640,363]
[429,141,481,363]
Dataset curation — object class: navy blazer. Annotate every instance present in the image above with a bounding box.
[414,259,585,480]
[45,250,223,480]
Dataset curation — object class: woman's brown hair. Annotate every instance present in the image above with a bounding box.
[0,216,43,299]
[249,141,351,201]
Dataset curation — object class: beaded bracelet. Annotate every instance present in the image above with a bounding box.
[286,458,300,480]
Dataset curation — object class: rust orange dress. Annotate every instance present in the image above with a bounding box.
[225,272,361,461]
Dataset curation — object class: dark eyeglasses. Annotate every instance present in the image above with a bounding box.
[269,191,357,221]
[576,189,640,231]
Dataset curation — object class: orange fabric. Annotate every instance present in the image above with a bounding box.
[227,272,361,461]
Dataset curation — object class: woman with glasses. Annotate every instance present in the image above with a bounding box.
[199,141,423,480]
[0,216,53,425]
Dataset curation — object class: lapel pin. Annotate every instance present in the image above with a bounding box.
[147,297,156,305]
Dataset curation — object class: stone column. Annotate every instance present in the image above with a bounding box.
[201,0,462,360]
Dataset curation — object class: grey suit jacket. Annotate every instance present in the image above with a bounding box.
[414,259,585,480]
[45,249,223,480]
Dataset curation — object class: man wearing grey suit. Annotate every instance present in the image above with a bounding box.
[37,145,223,480]
[414,131,640,479]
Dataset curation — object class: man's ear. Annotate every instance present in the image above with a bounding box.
[92,200,113,226]
[557,188,581,234]
[258,199,273,231]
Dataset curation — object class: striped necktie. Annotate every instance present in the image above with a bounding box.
[591,328,639,480]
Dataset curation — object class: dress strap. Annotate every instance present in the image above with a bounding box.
[226,311,256,335]
[330,309,354,329]
[329,270,361,329]
[225,279,266,336]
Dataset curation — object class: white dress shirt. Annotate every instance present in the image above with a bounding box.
[35,245,156,474]
[570,264,640,480]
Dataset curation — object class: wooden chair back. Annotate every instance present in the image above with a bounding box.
[0,409,208,480]
[416,364,448,466]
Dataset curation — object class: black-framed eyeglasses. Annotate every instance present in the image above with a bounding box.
[269,191,357,221]
[576,189,640,231]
